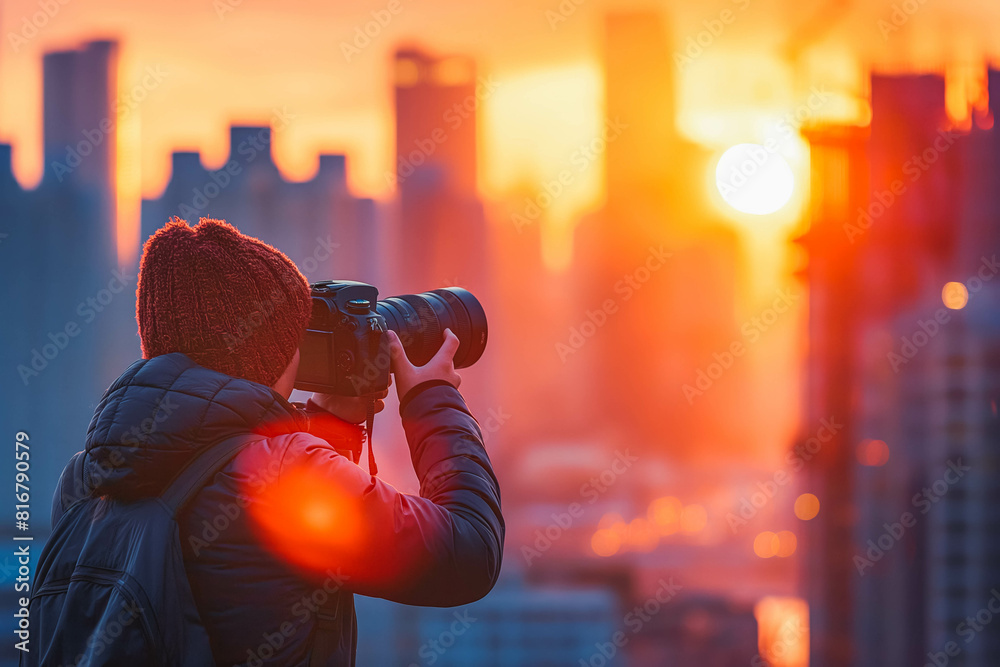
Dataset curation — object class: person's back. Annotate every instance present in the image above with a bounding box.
[49,218,504,665]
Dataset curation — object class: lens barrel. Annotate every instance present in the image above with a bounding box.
[376,288,488,368]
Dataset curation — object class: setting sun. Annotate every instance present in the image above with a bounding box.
[715,143,795,216]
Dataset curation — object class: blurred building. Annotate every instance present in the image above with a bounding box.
[141,129,379,286]
[572,11,742,461]
[802,69,1000,667]
[796,122,869,667]
[355,578,621,666]
[0,40,135,540]
[389,46,489,298]
[388,45,501,425]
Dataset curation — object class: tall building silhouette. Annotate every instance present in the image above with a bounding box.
[142,127,379,286]
[796,123,869,667]
[604,12,677,210]
[388,46,496,425]
[802,69,1000,667]
[390,47,488,297]
[572,11,741,461]
[41,40,119,270]
[0,40,132,538]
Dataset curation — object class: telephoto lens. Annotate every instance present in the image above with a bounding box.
[377,288,488,368]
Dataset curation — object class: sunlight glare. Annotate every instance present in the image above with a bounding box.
[715,143,794,215]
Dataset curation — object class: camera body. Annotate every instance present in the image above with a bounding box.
[295,281,390,396]
[294,280,488,397]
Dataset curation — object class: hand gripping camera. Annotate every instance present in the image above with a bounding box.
[294,281,488,397]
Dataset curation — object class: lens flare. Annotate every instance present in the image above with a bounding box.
[244,463,364,574]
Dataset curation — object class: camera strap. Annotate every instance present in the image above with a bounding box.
[364,396,378,476]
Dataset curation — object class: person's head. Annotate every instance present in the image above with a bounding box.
[136,217,311,398]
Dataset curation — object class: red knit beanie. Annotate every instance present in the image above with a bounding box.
[136,217,312,387]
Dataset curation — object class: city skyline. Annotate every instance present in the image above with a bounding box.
[4,2,1000,665]
[5,0,999,278]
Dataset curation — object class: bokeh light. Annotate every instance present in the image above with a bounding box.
[647,496,683,535]
[591,529,622,557]
[775,531,797,557]
[681,504,708,534]
[715,144,795,215]
[856,439,890,467]
[794,493,821,521]
[755,597,809,666]
[598,512,625,531]
[627,517,660,552]
[754,531,777,558]
[942,281,969,309]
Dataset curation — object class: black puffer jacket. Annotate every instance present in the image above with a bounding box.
[52,353,504,665]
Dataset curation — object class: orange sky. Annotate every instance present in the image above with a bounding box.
[3,0,998,204]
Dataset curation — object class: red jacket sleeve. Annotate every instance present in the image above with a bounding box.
[250,384,504,607]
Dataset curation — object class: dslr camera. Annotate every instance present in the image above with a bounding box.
[294,281,488,396]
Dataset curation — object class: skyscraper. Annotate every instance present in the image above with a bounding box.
[571,11,741,461]
[796,123,869,667]
[390,47,488,297]
[802,69,1000,667]
[0,40,129,534]
[41,40,119,270]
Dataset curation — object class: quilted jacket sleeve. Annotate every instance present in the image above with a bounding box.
[51,451,87,528]
[267,383,504,607]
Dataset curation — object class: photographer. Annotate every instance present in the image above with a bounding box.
[47,218,504,666]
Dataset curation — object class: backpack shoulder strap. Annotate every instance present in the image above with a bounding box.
[160,434,263,516]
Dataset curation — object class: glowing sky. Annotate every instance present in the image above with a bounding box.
[2,0,998,206]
